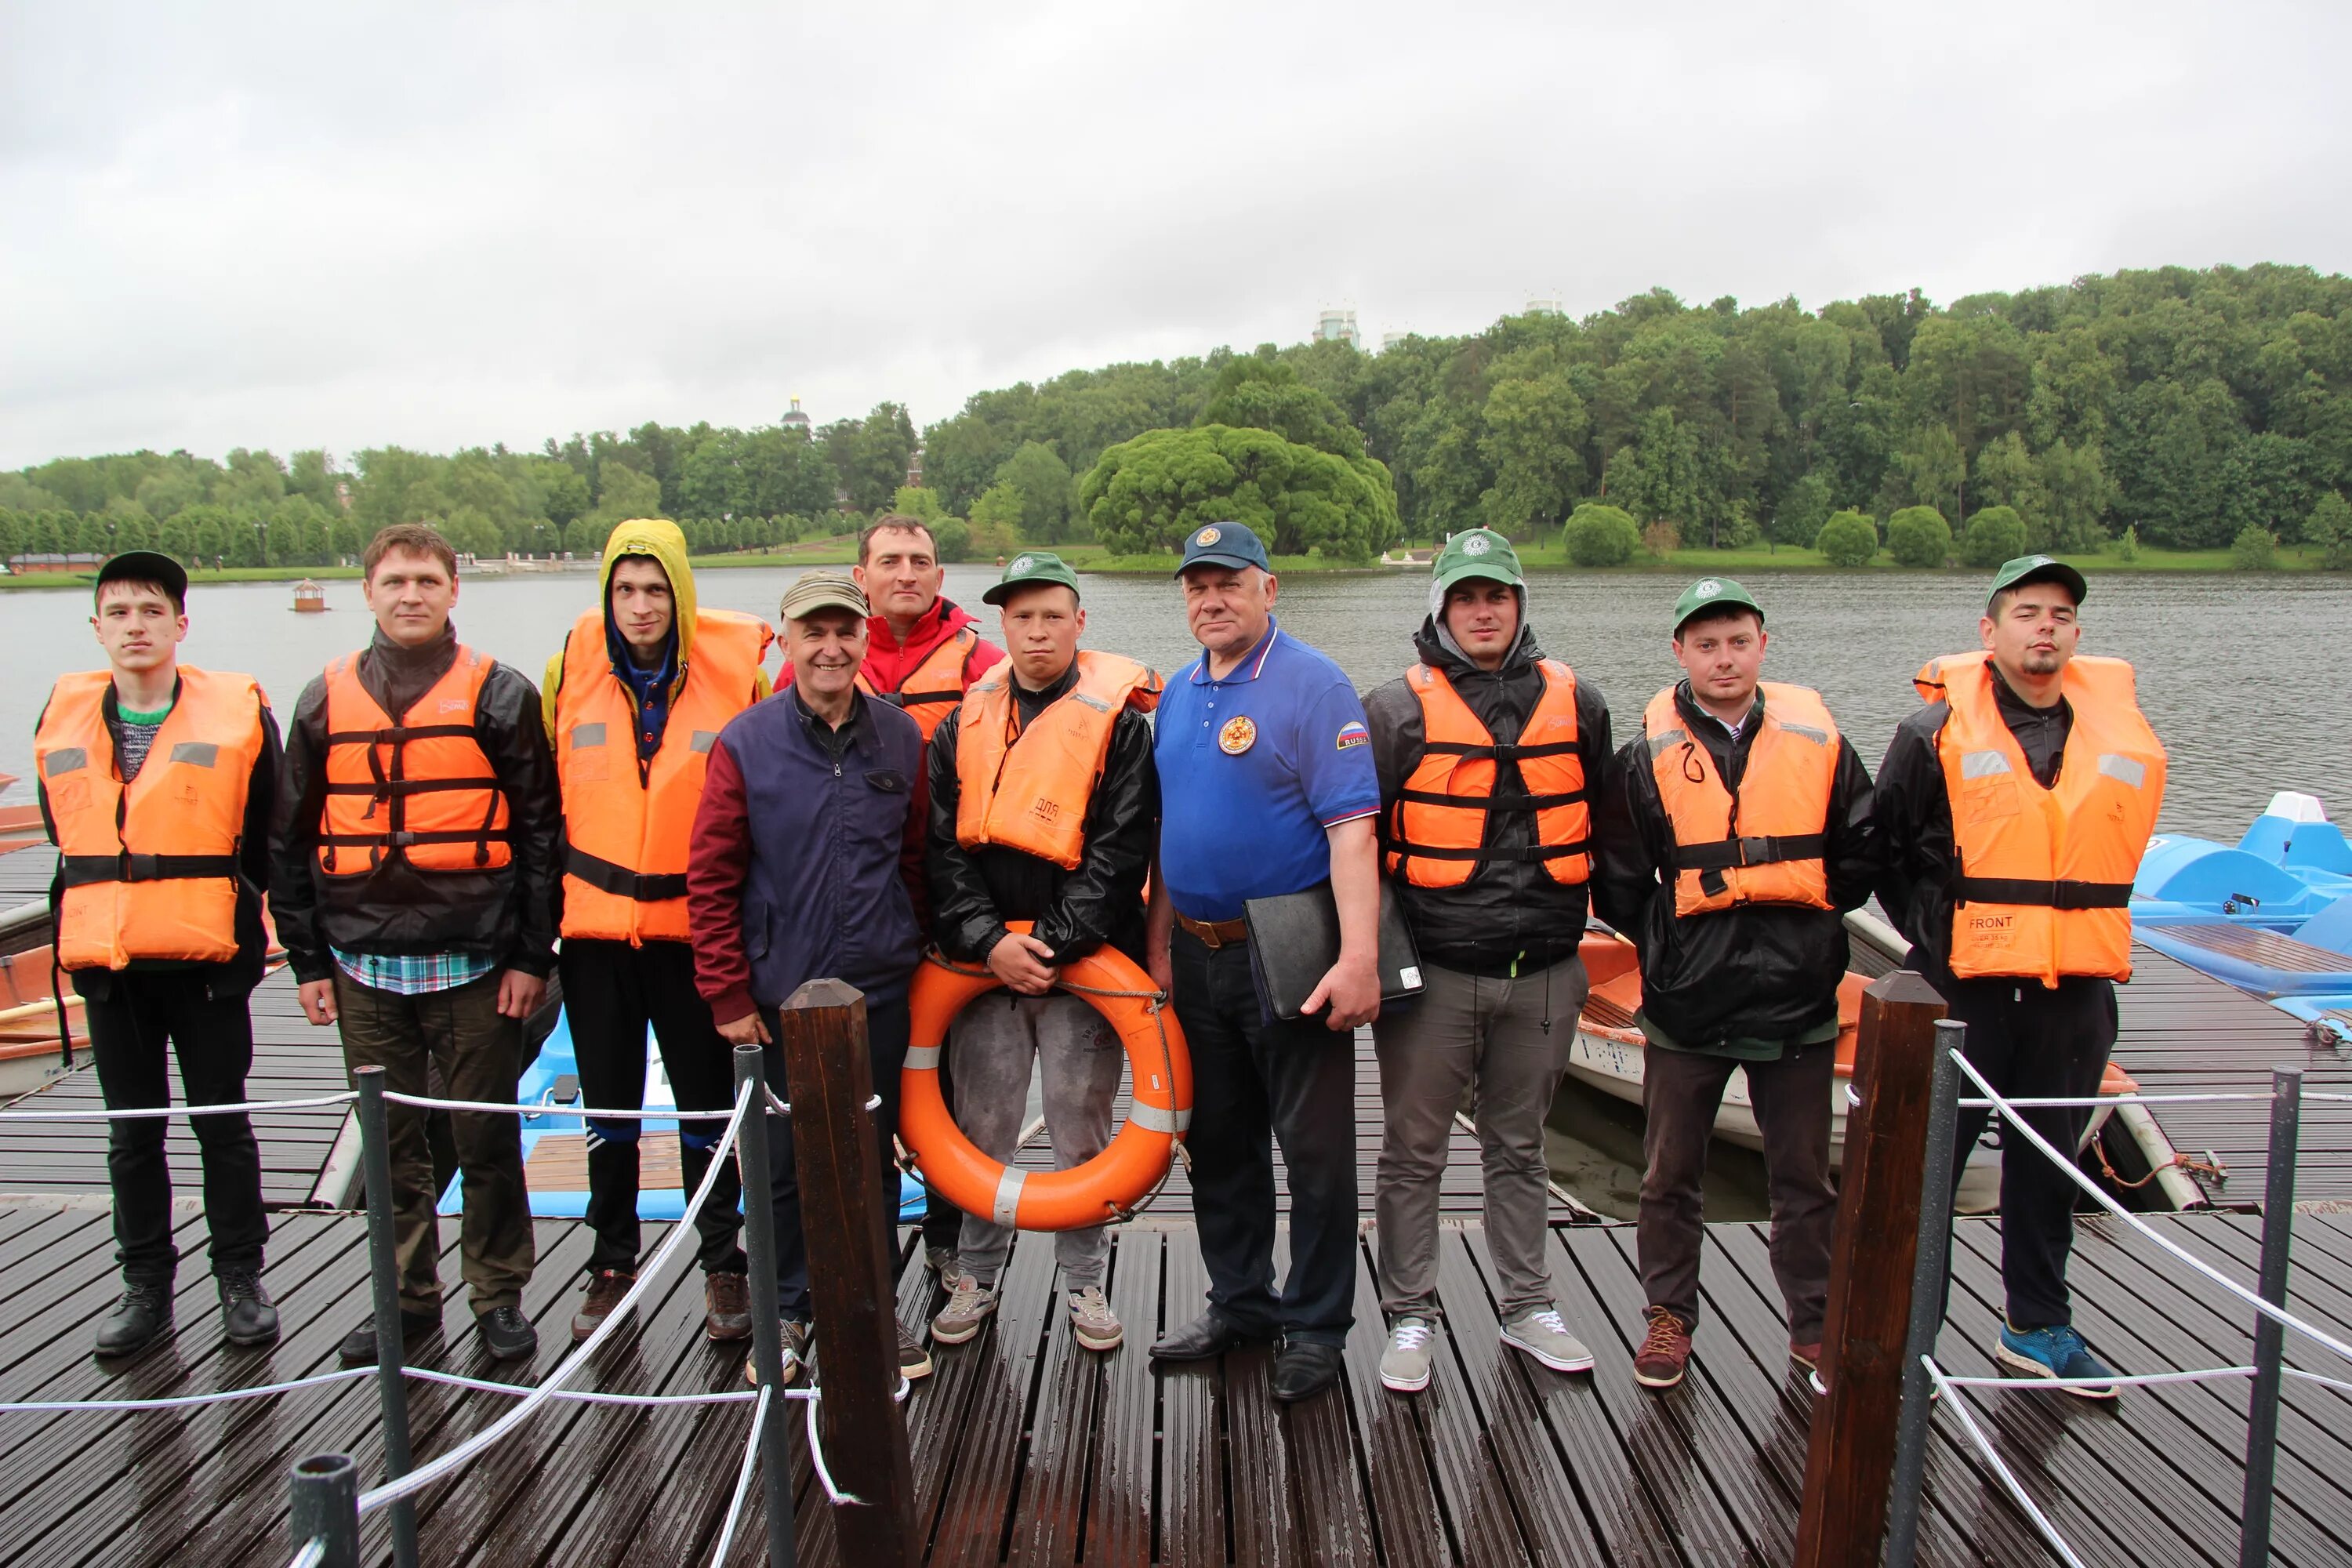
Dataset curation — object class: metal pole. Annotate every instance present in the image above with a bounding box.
[288,1451,361,1568]
[2239,1065,2302,1568]
[354,1067,421,1568]
[1885,1018,1964,1568]
[735,1040,799,1568]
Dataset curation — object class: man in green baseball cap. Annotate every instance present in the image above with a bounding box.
[1984,554,2087,612]
[1363,528,1615,1392]
[922,543,1162,1358]
[1587,577,1877,1390]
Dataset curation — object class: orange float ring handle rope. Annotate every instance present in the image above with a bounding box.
[901,923,1191,1232]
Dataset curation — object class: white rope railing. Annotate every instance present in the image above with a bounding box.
[380,1091,739,1120]
[1922,1357,2092,1568]
[0,1091,357,1122]
[357,1076,753,1514]
[707,1385,771,1566]
[0,1367,369,1413]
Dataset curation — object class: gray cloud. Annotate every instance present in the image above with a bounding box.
[4,0,2347,466]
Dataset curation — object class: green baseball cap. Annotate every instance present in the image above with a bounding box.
[982,549,1083,606]
[1986,554,2087,610]
[1431,528,1523,593]
[1671,575,1764,633]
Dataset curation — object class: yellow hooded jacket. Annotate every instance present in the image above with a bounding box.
[544,519,774,943]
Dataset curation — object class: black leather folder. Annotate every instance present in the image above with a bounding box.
[1242,881,1425,1021]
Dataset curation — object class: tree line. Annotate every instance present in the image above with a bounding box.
[6,263,2349,571]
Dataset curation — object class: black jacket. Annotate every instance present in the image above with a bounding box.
[1365,618,1613,978]
[925,660,1160,967]
[1592,681,1877,1051]
[1875,666,2074,984]
[40,675,283,1002]
[270,626,563,985]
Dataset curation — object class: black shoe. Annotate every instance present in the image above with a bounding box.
[1272,1341,1344,1403]
[1149,1311,1257,1363]
[479,1305,539,1362]
[218,1268,280,1348]
[338,1308,440,1366]
[94,1282,173,1357]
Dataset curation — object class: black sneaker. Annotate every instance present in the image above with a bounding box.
[479,1305,539,1362]
[218,1268,281,1348]
[338,1308,441,1366]
[94,1282,173,1357]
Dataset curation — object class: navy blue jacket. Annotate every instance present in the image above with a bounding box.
[688,688,930,1022]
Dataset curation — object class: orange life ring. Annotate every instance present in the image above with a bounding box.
[902,924,1191,1232]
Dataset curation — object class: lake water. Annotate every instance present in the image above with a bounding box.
[6,565,2347,1215]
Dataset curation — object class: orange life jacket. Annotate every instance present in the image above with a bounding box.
[1924,650,2166,986]
[1384,660,1590,889]
[858,626,976,746]
[36,667,266,971]
[1643,682,1839,917]
[554,608,772,943]
[953,651,1163,870]
[318,644,512,877]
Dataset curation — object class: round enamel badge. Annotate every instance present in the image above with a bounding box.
[1218,716,1257,755]
[1462,534,1490,554]
[1695,579,1722,597]
[1196,526,1221,546]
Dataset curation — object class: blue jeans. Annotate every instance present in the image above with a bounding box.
[1171,930,1358,1346]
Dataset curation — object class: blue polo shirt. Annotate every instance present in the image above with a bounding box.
[1155,618,1379,922]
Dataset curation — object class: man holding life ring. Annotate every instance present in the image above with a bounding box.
[921,552,1160,1354]
[1877,556,2166,1399]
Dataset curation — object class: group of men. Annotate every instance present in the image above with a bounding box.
[36,510,2165,1409]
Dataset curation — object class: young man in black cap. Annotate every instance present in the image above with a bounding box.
[34,551,283,1356]
[1877,555,2166,1398]
[1593,577,1875,1391]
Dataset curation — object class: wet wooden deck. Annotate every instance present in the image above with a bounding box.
[2,1199,2350,1565]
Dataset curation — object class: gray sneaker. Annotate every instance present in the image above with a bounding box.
[1068,1287,1123,1352]
[1501,1307,1595,1374]
[930,1275,1000,1346]
[742,1318,811,1388]
[1380,1316,1438,1393]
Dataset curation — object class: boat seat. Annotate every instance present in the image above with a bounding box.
[2140,922,2352,998]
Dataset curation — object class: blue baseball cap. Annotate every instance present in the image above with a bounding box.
[1172,521,1272,577]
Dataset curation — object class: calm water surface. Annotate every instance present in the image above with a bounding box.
[6,566,2345,1213]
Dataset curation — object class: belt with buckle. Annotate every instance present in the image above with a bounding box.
[1175,911,1251,949]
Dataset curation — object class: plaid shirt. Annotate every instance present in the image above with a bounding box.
[332,947,497,996]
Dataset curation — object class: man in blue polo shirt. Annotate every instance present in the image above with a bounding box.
[1144,521,1382,1403]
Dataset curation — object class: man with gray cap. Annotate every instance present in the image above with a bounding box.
[688,569,935,1387]
[1592,576,1875,1392]
[1876,555,2165,1399]
[1364,528,1614,1393]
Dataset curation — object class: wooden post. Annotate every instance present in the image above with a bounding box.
[1795,969,1947,1568]
[776,978,917,1568]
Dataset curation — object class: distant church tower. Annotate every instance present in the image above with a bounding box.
[782,395,811,434]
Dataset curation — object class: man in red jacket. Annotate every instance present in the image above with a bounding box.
[844,513,1004,1277]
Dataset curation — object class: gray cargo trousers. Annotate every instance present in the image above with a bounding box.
[950,991,1124,1290]
[1372,954,1588,1322]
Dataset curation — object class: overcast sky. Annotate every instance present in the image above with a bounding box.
[4,0,2347,470]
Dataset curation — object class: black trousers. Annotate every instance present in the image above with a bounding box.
[919,1040,960,1254]
[562,938,746,1277]
[1940,972,2118,1331]
[760,991,908,1322]
[1172,929,1359,1347]
[85,971,267,1286]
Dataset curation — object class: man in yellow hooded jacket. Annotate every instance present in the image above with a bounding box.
[543,520,774,1343]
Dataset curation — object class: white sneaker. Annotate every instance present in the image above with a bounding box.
[1380,1316,1438,1392]
[930,1275,1000,1345]
[1068,1286,1123,1352]
[1501,1307,1595,1374]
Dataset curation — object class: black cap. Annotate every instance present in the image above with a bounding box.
[94,550,189,608]
[1171,521,1272,576]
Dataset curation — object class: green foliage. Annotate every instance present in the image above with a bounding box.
[891,485,950,524]
[991,441,1076,543]
[1077,424,1399,562]
[2113,524,2140,562]
[1886,506,1951,568]
[1773,472,1833,550]
[1198,356,1365,459]
[1478,370,1587,533]
[2230,524,2277,571]
[2307,491,2352,569]
[1960,505,2029,568]
[1814,510,1879,567]
[1562,503,1640,566]
[969,483,1025,543]
[931,517,973,563]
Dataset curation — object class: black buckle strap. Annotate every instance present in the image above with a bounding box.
[318,829,514,849]
[323,724,479,746]
[1395,787,1588,811]
[59,851,240,888]
[565,844,688,903]
[1388,837,1591,863]
[891,688,963,709]
[321,776,501,797]
[1673,833,1827,873]
[1420,739,1580,762]
[1955,876,2131,911]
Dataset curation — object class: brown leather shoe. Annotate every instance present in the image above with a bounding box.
[572,1269,634,1344]
[1632,1306,1692,1390]
[705,1271,753,1342]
